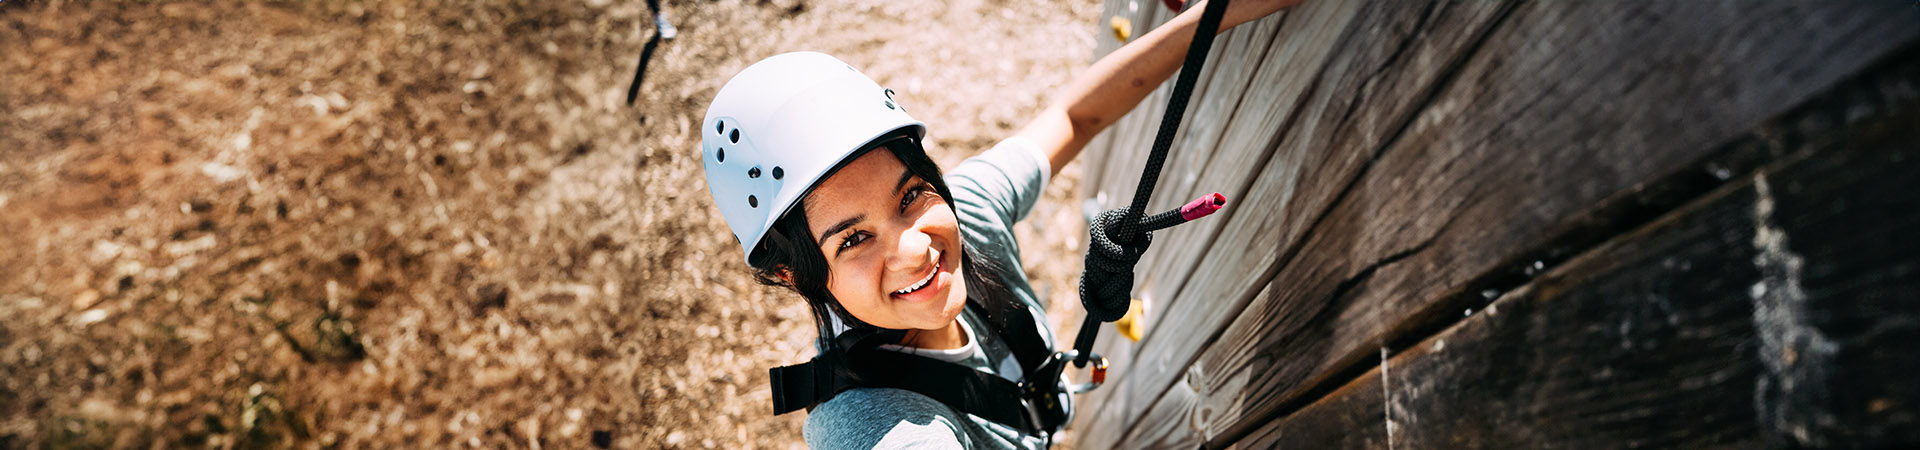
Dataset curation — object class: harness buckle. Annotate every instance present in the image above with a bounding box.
[1020,350,1106,434]
[1031,350,1108,395]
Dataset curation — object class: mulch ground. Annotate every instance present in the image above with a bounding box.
[0,0,1102,447]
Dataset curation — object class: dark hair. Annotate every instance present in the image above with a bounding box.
[748,133,1021,354]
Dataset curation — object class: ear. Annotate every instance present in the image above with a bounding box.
[776,267,794,285]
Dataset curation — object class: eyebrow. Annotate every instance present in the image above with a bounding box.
[818,215,863,246]
[815,168,921,245]
[893,168,917,193]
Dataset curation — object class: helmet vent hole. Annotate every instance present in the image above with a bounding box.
[716,121,725,134]
[747,195,759,208]
[772,167,784,180]
[729,129,740,143]
[716,148,725,163]
[748,167,761,178]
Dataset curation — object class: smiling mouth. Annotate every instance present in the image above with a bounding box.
[893,258,941,295]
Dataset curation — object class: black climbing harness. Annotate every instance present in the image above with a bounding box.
[761,0,1234,442]
[769,296,1080,437]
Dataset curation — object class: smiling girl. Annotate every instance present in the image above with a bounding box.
[698,1,1297,448]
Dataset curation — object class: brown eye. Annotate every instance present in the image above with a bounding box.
[837,231,869,253]
[900,185,930,211]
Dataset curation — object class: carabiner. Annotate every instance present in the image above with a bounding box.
[1037,350,1108,394]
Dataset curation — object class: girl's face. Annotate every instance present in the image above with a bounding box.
[801,149,967,332]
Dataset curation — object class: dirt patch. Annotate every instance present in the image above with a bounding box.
[0,0,1100,448]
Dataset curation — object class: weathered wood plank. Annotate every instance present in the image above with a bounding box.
[1068,0,1206,442]
[1071,2,1293,444]
[1071,1,1374,446]
[1131,5,1287,217]
[1064,8,1290,446]
[1088,0,1273,270]
[1121,6,1277,231]
[1228,353,1386,449]
[1091,1,1180,212]
[1066,44,1228,450]
[1088,1,1519,446]
[1237,101,1920,448]
[1093,6,1271,277]
[1066,3,1200,443]
[1080,0,1173,196]
[1123,2,1291,310]
[1123,2,1920,448]
[1128,0,1358,330]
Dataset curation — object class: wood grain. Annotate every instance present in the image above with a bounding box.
[1090,0,1178,213]
[1129,0,1350,325]
[1237,101,1920,448]
[1090,0,1175,200]
[1086,1,1518,446]
[1069,1,1377,447]
[1066,6,1294,446]
[1067,3,1198,445]
[1103,1,1920,448]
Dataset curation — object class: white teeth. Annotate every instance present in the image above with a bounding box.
[894,262,938,295]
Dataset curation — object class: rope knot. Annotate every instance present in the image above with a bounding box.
[1080,208,1151,322]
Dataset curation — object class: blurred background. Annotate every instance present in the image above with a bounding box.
[0,0,1105,447]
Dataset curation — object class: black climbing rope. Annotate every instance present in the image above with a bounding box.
[1074,0,1233,367]
[626,0,677,105]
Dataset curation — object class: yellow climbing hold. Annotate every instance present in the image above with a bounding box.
[1114,298,1147,341]
[1110,16,1133,43]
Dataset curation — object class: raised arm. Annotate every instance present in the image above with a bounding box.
[1015,0,1300,176]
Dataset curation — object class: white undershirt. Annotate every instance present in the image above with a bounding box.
[875,314,978,364]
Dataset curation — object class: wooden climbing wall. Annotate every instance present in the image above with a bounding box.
[1070,1,1920,448]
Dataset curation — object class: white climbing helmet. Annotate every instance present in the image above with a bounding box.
[701,52,926,267]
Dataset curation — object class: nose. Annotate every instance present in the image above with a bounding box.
[888,227,932,274]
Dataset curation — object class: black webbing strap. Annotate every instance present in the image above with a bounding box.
[978,293,1055,381]
[768,356,837,415]
[768,296,1060,434]
[852,347,1038,434]
[769,328,877,416]
[1075,0,1232,365]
